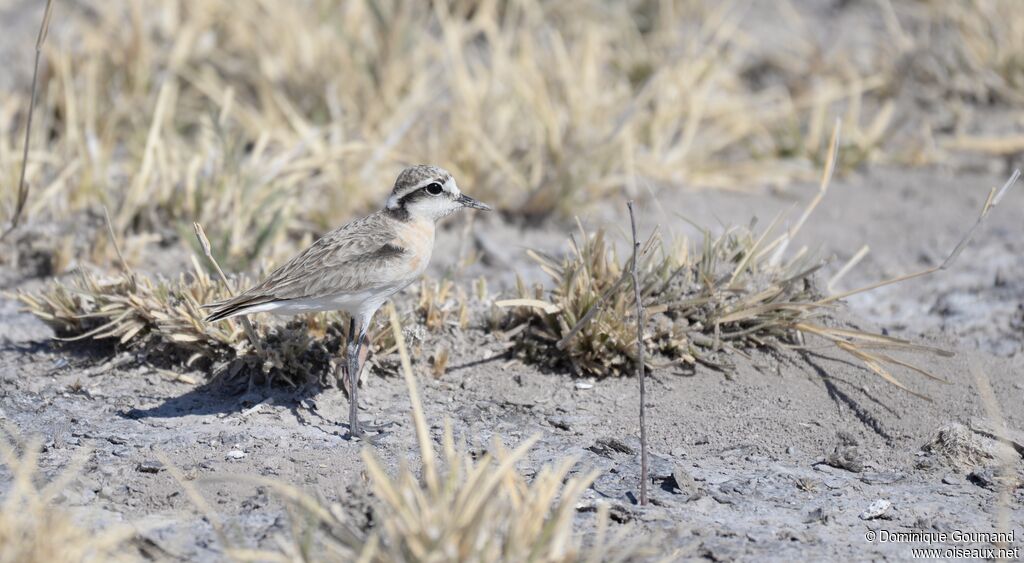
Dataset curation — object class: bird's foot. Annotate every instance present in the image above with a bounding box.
[345,419,396,443]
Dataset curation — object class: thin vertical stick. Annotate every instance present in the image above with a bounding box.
[2,0,54,240]
[627,200,648,506]
[103,205,136,289]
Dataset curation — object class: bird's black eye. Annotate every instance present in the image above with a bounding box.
[425,182,444,195]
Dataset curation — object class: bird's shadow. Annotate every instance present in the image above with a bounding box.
[120,373,333,421]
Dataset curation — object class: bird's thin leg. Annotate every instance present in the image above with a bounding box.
[347,316,361,437]
[345,312,394,441]
[340,317,355,391]
[358,335,370,374]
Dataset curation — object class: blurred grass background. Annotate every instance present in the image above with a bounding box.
[2,0,1021,271]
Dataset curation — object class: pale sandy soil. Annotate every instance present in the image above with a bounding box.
[0,0,1022,561]
[2,164,1023,561]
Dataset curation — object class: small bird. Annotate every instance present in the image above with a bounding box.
[203,165,491,439]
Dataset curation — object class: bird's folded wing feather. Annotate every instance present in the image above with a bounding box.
[212,213,407,306]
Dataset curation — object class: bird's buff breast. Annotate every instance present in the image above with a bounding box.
[394,217,435,276]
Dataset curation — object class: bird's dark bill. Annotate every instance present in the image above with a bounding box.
[457,194,492,210]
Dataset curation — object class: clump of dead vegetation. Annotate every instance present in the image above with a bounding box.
[14,257,351,387]
[15,253,478,387]
[239,425,639,562]
[921,423,1010,472]
[503,131,1019,398]
[503,213,945,391]
[172,307,650,562]
[417,278,472,332]
[503,129,833,378]
[0,429,135,563]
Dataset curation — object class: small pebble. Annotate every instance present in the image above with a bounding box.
[136,460,164,474]
[226,450,247,460]
[859,499,892,520]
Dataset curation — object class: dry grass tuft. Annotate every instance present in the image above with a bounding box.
[15,261,477,387]
[186,306,648,562]
[921,423,1010,473]
[508,223,680,377]
[221,434,642,562]
[502,126,989,398]
[509,218,953,393]
[416,278,470,332]
[14,259,351,387]
[0,429,135,563]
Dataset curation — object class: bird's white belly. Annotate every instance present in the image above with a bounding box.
[245,285,407,318]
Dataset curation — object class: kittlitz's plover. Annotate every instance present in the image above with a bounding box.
[204,165,491,439]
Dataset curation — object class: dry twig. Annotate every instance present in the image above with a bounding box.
[820,168,1020,306]
[627,201,649,506]
[2,0,54,240]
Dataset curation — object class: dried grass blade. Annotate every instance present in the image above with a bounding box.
[1,0,53,239]
[836,341,932,401]
[387,301,438,493]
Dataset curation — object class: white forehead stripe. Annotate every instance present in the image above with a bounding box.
[445,177,461,197]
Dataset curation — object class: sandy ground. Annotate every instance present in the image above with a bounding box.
[1,0,1023,560]
[1,164,1022,561]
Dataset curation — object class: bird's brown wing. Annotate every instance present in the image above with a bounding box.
[204,212,408,320]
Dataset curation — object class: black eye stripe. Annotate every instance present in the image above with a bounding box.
[395,184,443,207]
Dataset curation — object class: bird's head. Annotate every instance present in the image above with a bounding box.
[385,165,491,221]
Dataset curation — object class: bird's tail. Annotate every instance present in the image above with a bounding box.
[202,294,273,323]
